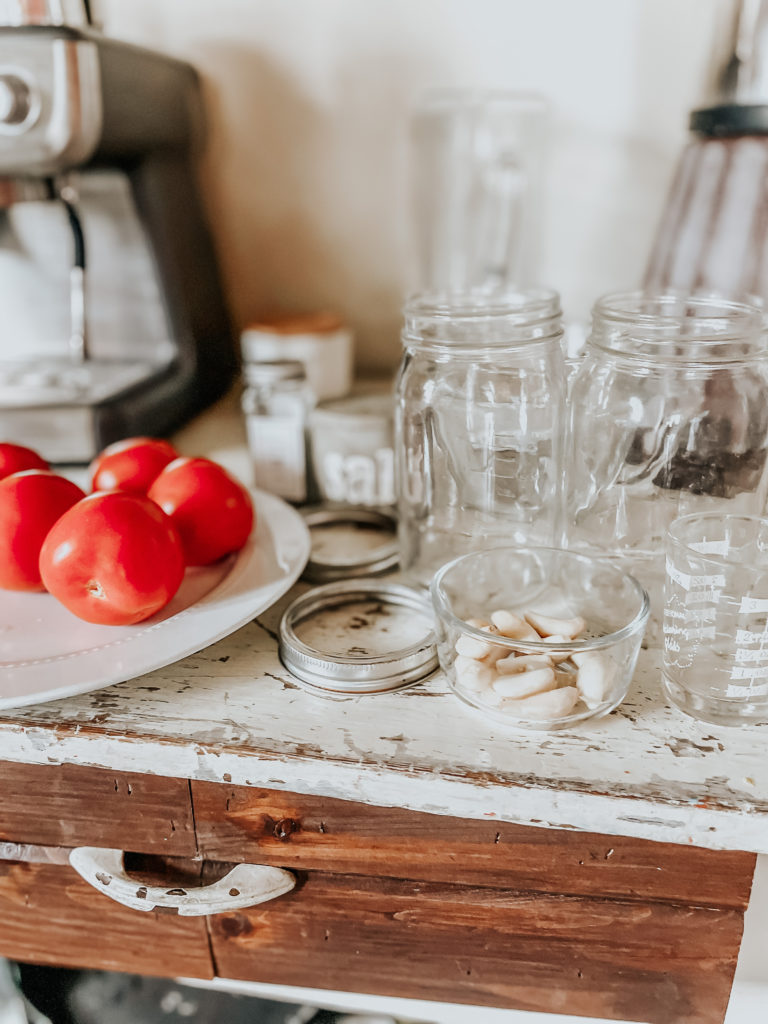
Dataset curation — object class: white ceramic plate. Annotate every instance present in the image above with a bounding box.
[0,489,310,710]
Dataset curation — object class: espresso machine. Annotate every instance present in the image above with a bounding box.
[0,1,237,461]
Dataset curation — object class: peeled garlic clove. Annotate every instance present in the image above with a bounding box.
[537,636,573,663]
[493,666,556,698]
[490,609,540,640]
[524,611,586,639]
[454,655,494,692]
[476,686,505,707]
[455,633,494,659]
[484,643,512,666]
[573,652,616,708]
[466,617,491,630]
[502,686,579,720]
[496,653,553,675]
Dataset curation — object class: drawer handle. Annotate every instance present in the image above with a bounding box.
[69,847,295,916]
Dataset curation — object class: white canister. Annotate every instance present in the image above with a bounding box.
[240,312,353,402]
[308,389,395,508]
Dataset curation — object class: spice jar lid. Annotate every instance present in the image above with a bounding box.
[243,359,306,385]
[243,311,345,337]
[279,579,438,696]
[308,391,393,430]
[301,507,399,583]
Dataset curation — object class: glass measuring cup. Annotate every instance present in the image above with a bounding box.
[663,512,768,725]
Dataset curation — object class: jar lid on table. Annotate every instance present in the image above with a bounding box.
[278,579,438,697]
[301,507,399,583]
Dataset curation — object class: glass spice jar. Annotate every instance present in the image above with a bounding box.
[565,291,768,589]
[241,359,315,503]
[394,289,566,583]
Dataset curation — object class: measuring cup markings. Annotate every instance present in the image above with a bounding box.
[735,627,768,644]
[733,645,768,663]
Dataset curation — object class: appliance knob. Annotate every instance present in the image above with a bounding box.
[0,74,33,126]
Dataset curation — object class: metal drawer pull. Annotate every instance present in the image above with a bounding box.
[69,847,295,916]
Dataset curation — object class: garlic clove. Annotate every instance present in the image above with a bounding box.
[455,633,494,660]
[476,686,505,707]
[454,655,494,692]
[573,651,616,708]
[484,643,512,666]
[538,636,573,663]
[496,653,553,675]
[524,611,586,639]
[501,686,579,720]
[493,666,556,698]
[490,609,540,640]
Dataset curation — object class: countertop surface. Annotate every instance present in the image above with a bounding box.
[0,395,767,856]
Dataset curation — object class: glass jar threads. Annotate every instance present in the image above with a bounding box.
[394,289,566,582]
[565,292,768,583]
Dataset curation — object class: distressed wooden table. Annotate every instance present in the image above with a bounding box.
[0,397,765,1024]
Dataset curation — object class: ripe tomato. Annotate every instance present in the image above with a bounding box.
[0,442,49,481]
[0,470,85,591]
[89,436,178,494]
[39,491,185,625]
[147,456,254,566]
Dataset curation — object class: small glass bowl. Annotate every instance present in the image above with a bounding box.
[430,546,649,730]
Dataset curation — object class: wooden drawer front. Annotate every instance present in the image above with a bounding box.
[0,762,196,856]
[0,860,212,979]
[208,870,743,1024]
[192,782,755,908]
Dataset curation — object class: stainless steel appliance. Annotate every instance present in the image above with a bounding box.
[0,0,237,461]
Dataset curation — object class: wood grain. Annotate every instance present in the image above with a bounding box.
[0,860,212,979]
[192,782,756,908]
[0,761,196,856]
[208,870,744,1024]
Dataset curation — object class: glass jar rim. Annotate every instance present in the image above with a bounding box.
[667,512,768,569]
[402,288,562,348]
[591,290,765,337]
[430,545,650,655]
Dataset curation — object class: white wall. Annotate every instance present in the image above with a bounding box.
[95,0,721,374]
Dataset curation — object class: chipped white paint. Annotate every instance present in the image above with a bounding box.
[0,401,766,855]
[0,590,766,853]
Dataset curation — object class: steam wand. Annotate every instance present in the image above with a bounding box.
[49,178,88,365]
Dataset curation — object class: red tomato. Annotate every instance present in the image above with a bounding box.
[0,443,49,481]
[89,436,178,494]
[39,491,185,625]
[147,456,254,566]
[0,470,85,591]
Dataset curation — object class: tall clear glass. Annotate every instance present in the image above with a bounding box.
[395,290,566,583]
[663,512,768,726]
[565,292,768,600]
[409,90,549,295]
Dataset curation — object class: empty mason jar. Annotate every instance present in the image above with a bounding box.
[565,292,768,592]
[395,290,566,582]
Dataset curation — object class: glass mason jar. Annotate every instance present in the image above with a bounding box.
[565,292,768,587]
[395,289,566,582]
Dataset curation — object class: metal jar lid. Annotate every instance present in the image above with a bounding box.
[301,507,399,583]
[279,579,437,696]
